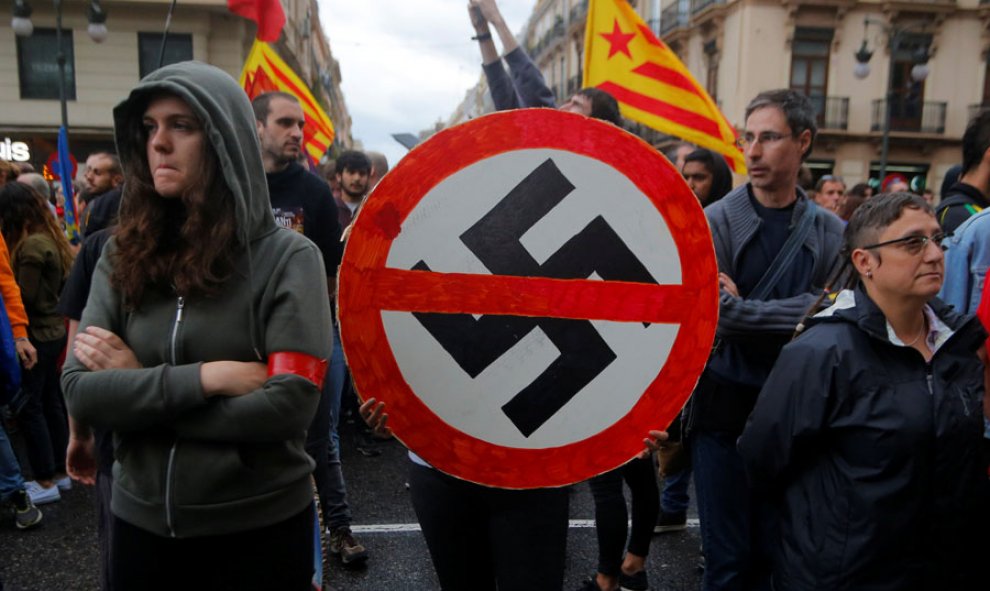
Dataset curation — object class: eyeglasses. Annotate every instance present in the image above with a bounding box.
[735,131,791,149]
[819,174,844,183]
[860,233,946,255]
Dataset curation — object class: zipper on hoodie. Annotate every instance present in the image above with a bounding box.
[165,296,184,537]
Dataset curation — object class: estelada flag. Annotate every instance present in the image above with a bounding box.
[583,0,745,173]
[240,39,336,161]
[227,0,285,43]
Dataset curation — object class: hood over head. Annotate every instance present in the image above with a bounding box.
[112,60,275,244]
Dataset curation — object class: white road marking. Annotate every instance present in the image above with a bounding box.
[350,519,700,534]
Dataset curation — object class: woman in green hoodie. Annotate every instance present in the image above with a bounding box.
[62,62,332,590]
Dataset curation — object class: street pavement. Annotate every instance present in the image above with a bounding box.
[0,418,704,590]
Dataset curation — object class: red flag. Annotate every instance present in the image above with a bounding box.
[227,0,285,43]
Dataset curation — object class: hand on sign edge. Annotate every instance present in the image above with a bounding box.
[359,398,393,438]
[638,429,670,460]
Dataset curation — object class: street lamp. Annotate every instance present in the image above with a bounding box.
[853,17,931,185]
[9,0,110,151]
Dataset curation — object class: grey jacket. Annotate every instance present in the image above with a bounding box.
[62,62,332,538]
[705,184,844,338]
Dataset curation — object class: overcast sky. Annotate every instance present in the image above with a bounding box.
[319,0,535,168]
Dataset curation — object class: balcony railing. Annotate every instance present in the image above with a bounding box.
[661,4,688,35]
[969,103,990,121]
[691,0,725,15]
[870,98,947,134]
[811,96,849,130]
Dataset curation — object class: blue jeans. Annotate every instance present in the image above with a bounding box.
[692,429,772,591]
[305,332,352,530]
[0,420,25,500]
[660,463,691,515]
[328,323,346,450]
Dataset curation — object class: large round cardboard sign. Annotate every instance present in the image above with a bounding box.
[338,109,717,489]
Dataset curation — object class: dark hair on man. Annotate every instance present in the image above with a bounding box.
[578,87,621,126]
[251,91,299,123]
[843,192,934,256]
[939,164,962,197]
[683,148,733,204]
[88,151,122,176]
[335,150,371,175]
[744,89,817,161]
[962,110,990,174]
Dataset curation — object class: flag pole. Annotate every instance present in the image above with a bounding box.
[157,0,179,69]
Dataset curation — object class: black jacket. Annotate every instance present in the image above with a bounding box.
[936,181,988,236]
[738,287,986,591]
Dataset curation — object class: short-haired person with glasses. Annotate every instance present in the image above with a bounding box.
[685,89,844,590]
[739,192,987,590]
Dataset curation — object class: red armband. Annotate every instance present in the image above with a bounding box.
[267,352,328,389]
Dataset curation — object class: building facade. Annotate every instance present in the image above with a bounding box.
[1,0,352,174]
[452,0,987,192]
[659,0,988,192]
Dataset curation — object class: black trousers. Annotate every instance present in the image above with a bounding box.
[17,336,67,481]
[588,457,659,576]
[409,461,569,591]
[110,506,313,591]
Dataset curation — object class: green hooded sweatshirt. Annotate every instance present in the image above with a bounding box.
[61,61,332,538]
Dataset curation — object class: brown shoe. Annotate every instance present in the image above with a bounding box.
[328,526,368,566]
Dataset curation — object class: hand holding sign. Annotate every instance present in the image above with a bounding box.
[338,109,718,489]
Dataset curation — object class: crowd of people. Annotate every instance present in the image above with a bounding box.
[0,0,988,589]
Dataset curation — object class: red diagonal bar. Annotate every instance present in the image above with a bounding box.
[632,62,705,98]
[365,268,697,324]
[597,81,723,140]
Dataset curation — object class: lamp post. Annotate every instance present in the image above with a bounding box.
[11,0,110,136]
[853,17,930,185]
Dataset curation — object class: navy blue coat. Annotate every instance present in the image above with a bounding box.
[738,287,986,590]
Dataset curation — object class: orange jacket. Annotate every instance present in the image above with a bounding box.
[0,233,29,339]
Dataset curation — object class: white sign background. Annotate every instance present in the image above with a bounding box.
[383,148,683,449]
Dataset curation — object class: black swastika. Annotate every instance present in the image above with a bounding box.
[412,158,657,437]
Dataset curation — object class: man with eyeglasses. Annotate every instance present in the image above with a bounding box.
[684,89,843,590]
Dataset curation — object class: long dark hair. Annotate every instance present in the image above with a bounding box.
[0,182,74,277]
[111,92,240,309]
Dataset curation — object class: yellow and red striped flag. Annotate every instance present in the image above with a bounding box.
[240,39,335,161]
[583,0,745,173]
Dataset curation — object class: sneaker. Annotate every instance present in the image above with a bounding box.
[619,570,649,591]
[55,476,72,491]
[653,510,687,534]
[11,490,43,530]
[574,579,601,591]
[24,481,60,505]
[328,526,368,566]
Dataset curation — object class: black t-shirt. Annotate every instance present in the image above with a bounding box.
[56,227,114,474]
[736,188,815,300]
[83,188,122,238]
[57,228,112,321]
[266,162,342,275]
